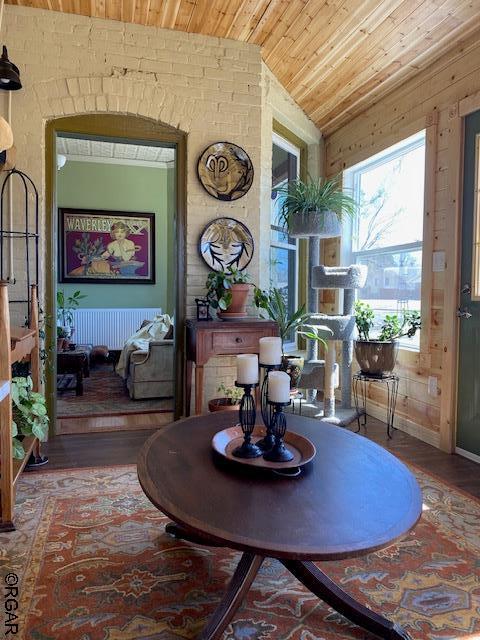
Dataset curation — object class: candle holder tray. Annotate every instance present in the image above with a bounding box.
[212,425,316,471]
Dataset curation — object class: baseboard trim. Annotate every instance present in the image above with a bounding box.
[365,400,440,448]
[455,447,480,464]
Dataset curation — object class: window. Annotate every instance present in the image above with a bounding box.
[271,133,299,346]
[346,131,426,349]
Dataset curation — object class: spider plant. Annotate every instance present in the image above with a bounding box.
[276,175,357,232]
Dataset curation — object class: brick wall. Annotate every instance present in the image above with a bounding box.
[1,5,320,413]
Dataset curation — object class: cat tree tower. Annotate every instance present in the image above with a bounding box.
[300,264,367,425]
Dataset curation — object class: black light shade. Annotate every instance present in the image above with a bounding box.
[0,46,21,91]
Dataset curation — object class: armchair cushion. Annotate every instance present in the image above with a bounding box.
[127,340,174,399]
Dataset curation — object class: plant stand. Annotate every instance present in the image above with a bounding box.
[353,372,399,438]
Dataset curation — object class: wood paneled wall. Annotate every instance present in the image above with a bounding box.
[324,26,480,451]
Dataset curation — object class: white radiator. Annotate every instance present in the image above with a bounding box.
[72,308,162,350]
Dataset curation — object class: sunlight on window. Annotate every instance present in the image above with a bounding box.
[347,131,426,349]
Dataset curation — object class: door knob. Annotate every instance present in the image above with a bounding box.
[457,307,472,319]
[461,283,471,295]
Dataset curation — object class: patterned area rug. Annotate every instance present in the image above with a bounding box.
[57,363,173,417]
[2,465,479,639]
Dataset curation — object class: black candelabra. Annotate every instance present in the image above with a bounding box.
[232,381,261,459]
[263,400,294,462]
[257,363,280,451]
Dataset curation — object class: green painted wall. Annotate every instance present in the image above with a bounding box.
[57,160,175,313]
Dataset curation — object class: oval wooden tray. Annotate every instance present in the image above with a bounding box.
[212,425,316,471]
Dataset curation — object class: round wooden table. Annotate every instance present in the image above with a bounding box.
[138,411,422,640]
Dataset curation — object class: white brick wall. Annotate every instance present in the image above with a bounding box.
[1,5,320,411]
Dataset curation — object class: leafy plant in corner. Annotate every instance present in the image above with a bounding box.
[57,289,86,335]
[254,286,331,352]
[205,267,251,311]
[354,301,421,376]
[276,174,357,232]
[354,300,375,341]
[354,301,421,342]
[11,376,49,459]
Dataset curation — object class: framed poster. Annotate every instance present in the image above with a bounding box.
[59,208,155,284]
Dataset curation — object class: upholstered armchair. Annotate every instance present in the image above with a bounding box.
[126,339,174,400]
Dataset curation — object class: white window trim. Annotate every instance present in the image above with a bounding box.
[271,132,300,353]
[345,130,426,351]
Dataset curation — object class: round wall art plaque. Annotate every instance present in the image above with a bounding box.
[197,141,254,201]
[199,217,254,272]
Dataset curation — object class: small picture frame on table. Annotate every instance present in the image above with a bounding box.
[195,298,211,321]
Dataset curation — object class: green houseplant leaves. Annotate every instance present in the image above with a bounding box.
[11,376,49,459]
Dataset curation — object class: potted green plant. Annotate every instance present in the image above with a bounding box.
[276,175,356,238]
[208,383,243,412]
[57,289,86,340]
[254,286,331,388]
[56,325,68,351]
[205,267,252,319]
[11,376,49,459]
[354,301,421,376]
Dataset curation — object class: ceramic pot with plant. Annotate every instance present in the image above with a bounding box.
[354,301,421,377]
[276,175,356,239]
[254,286,331,388]
[208,383,243,412]
[57,326,68,351]
[205,267,252,319]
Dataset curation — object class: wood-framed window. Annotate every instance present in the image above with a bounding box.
[345,131,426,349]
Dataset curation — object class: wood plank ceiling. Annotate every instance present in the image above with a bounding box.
[6,1,480,135]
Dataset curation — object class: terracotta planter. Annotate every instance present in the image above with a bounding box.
[288,210,341,239]
[281,354,305,390]
[57,338,65,351]
[208,398,239,412]
[354,340,399,377]
[217,283,250,319]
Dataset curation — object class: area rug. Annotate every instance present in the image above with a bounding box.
[57,363,173,417]
[1,465,479,640]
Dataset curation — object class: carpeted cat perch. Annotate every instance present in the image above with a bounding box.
[301,264,367,426]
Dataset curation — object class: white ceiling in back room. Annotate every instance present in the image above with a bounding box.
[56,137,176,169]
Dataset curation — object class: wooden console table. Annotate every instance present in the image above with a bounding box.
[185,318,278,415]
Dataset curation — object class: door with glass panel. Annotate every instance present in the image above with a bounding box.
[456,109,480,460]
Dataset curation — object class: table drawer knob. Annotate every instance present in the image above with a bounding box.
[235,337,242,343]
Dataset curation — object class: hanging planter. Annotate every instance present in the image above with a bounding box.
[288,210,342,238]
[275,175,356,239]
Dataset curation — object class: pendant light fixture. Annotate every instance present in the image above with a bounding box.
[0,46,22,91]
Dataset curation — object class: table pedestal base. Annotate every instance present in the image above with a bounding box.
[166,522,410,640]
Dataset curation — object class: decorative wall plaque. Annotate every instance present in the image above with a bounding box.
[199,217,254,271]
[197,141,254,201]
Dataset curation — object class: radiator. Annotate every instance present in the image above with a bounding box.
[72,308,162,350]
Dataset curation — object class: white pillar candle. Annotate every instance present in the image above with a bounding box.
[259,336,282,365]
[236,354,259,385]
[268,371,291,403]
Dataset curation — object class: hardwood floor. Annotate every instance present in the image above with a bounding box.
[39,415,480,499]
[56,411,173,435]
